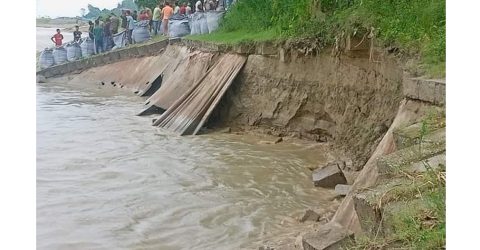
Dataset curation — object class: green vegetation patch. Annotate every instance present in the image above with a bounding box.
[190,0,445,77]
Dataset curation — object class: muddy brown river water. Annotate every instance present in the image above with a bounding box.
[37,79,336,249]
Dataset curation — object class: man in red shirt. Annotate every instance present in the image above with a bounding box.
[51,29,64,47]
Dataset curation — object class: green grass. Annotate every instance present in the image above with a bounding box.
[346,162,445,250]
[189,0,445,77]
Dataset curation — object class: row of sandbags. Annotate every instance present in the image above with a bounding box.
[39,38,96,69]
[189,11,224,36]
[39,47,69,69]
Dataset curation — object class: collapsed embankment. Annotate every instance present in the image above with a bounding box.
[37,38,445,248]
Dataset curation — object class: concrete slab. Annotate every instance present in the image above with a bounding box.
[302,222,354,250]
[312,164,347,188]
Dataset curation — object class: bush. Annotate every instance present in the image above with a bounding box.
[213,0,445,76]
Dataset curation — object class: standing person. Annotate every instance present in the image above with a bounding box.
[88,21,95,40]
[203,0,210,11]
[126,10,135,45]
[162,2,174,36]
[174,2,180,14]
[145,8,153,32]
[195,0,203,12]
[51,29,64,47]
[93,20,104,54]
[132,10,138,21]
[179,3,187,15]
[152,3,162,35]
[139,10,149,21]
[103,17,113,52]
[121,10,128,30]
[73,26,82,43]
[110,13,120,34]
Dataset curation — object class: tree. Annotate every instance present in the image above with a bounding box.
[135,0,157,10]
[84,4,102,18]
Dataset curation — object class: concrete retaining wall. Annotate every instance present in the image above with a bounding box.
[403,78,446,106]
[36,39,169,78]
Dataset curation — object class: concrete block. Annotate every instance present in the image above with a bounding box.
[334,184,351,196]
[312,163,347,188]
[410,153,445,173]
[434,81,446,105]
[353,178,409,236]
[36,74,46,83]
[403,77,419,99]
[377,136,445,176]
[302,222,354,250]
[418,79,436,103]
[300,209,321,222]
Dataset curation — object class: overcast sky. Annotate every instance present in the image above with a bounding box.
[37,0,120,18]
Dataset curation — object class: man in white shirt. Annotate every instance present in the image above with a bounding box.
[195,1,202,12]
[126,10,135,45]
[174,2,180,14]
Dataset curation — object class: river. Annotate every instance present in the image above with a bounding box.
[37,27,88,52]
[36,69,335,249]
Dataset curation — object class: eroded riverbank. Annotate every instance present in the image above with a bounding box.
[37,78,339,250]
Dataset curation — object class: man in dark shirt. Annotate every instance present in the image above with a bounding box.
[132,10,138,21]
[73,26,82,43]
[121,10,128,30]
[110,13,120,34]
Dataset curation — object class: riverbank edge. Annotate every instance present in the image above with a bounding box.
[36,37,446,249]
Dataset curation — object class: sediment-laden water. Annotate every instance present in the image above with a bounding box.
[37,80,335,250]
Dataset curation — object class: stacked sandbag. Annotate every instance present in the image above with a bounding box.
[206,11,224,33]
[112,30,127,50]
[169,15,190,37]
[199,13,209,34]
[66,43,82,62]
[81,38,95,58]
[39,48,55,69]
[133,20,151,44]
[190,12,203,35]
[53,47,68,65]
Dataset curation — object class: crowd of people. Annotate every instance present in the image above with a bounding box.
[50,1,234,55]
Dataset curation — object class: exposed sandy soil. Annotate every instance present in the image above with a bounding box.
[209,48,404,169]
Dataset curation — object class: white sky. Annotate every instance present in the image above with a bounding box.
[37,0,120,18]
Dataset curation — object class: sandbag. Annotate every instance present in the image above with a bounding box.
[169,19,190,37]
[206,11,224,33]
[113,30,127,49]
[66,43,82,62]
[53,47,67,65]
[133,20,151,44]
[81,38,95,58]
[199,14,209,34]
[39,49,55,69]
[190,12,203,35]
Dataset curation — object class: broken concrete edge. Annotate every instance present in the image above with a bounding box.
[302,222,355,250]
[334,184,352,196]
[312,162,348,188]
[36,39,169,79]
[403,77,446,106]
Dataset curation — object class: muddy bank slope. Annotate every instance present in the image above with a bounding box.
[210,48,404,167]
[39,39,405,168]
